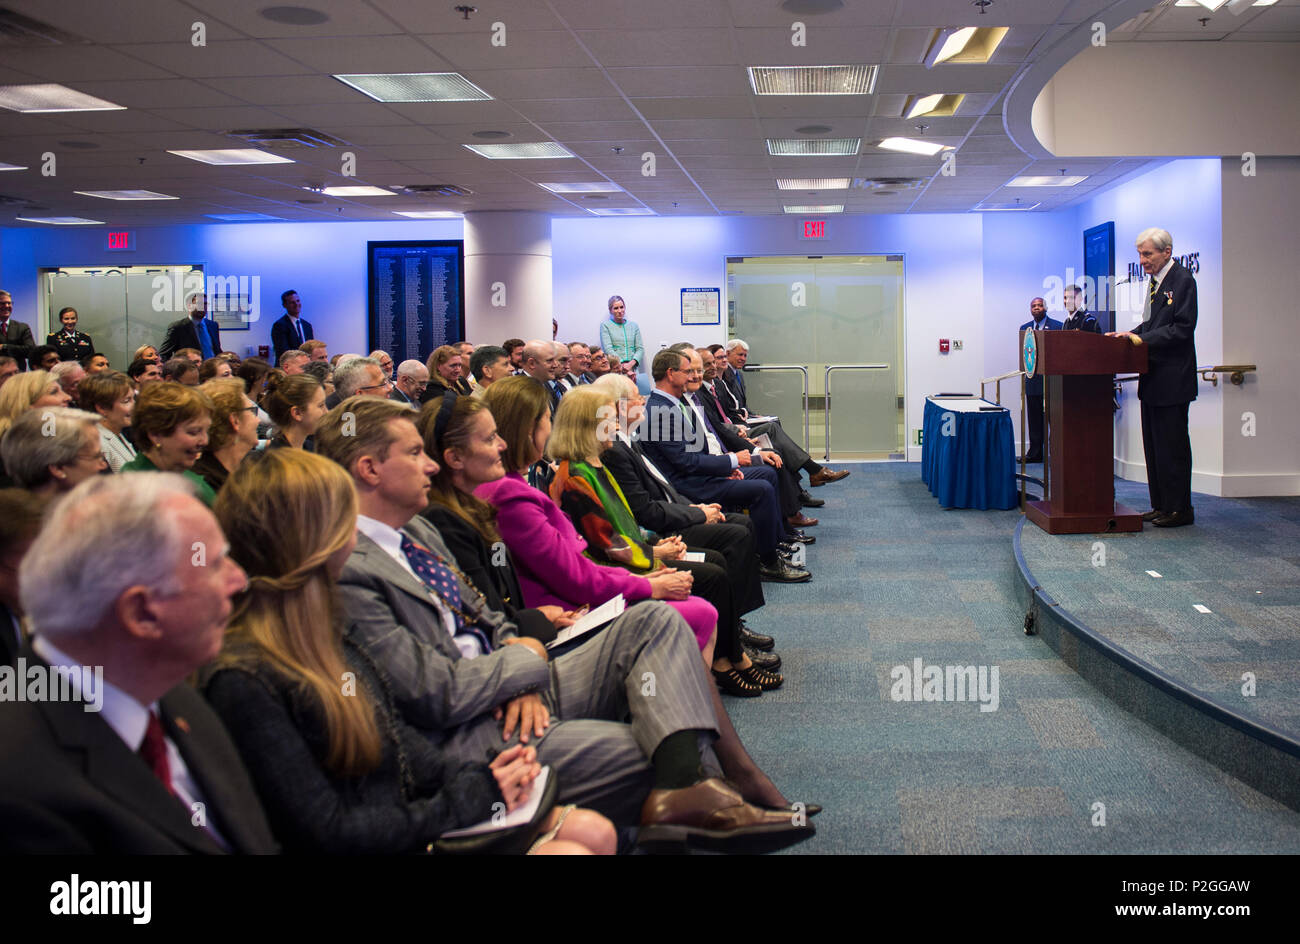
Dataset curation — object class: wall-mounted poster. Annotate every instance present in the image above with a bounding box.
[681,287,720,325]
[367,241,465,364]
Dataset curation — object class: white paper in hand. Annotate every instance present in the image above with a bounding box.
[438,766,552,837]
[546,594,626,649]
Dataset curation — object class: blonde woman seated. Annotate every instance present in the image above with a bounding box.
[548,386,779,694]
[476,377,717,660]
[202,449,615,855]
[192,377,260,494]
[0,407,106,495]
[120,382,217,507]
[0,370,71,440]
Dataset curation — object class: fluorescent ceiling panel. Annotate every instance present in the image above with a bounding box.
[783,205,844,213]
[538,182,625,193]
[394,210,463,218]
[588,207,654,216]
[168,149,294,165]
[334,73,492,102]
[776,178,851,190]
[0,162,27,171]
[319,186,396,197]
[0,84,125,113]
[205,213,285,221]
[1008,175,1088,187]
[75,190,178,200]
[766,138,860,156]
[876,137,950,156]
[464,142,574,159]
[16,216,104,225]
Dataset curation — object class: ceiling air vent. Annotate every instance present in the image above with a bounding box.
[396,184,473,197]
[854,177,924,191]
[225,128,349,149]
[0,8,87,45]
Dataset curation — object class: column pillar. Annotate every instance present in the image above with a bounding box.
[463,211,552,344]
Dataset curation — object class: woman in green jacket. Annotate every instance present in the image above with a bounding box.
[120,381,218,507]
[597,295,648,394]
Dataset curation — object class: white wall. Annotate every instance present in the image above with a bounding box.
[1219,157,1300,496]
[553,213,989,460]
[1075,158,1225,493]
[0,219,463,359]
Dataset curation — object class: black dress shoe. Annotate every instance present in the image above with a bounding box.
[799,490,825,508]
[739,623,775,652]
[743,645,781,671]
[759,559,812,583]
[1020,452,1042,463]
[1153,509,1194,528]
[786,529,815,545]
[1141,509,1163,522]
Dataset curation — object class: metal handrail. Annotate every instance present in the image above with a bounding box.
[980,369,1024,406]
[823,364,890,459]
[743,364,810,451]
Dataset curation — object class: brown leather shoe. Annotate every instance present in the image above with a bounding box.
[788,512,818,528]
[808,468,850,486]
[639,778,815,852]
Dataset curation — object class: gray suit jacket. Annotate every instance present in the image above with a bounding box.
[337,517,550,737]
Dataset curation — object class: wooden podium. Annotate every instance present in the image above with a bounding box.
[1020,330,1148,534]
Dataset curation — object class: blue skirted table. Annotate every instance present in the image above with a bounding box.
[921,396,1017,510]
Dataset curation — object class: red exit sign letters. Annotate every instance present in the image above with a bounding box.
[801,220,827,239]
[105,231,135,251]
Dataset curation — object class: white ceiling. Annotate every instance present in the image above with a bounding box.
[0,0,1294,226]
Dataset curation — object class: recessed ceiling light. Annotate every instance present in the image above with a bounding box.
[0,84,125,113]
[75,189,178,200]
[783,205,843,213]
[318,185,396,197]
[780,0,845,13]
[394,210,462,219]
[588,207,655,216]
[875,137,952,156]
[464,142,574,159]
[260,5,331,25]
[767,138,860,156]
[924,27,1008,67]
[334,73,492,103]
[0,162,27,171]
[205,213,286,221]
[776,178,851,190]
[16,216,103,225]
[1008,175,1088,187]
[538,182,624,193]
[904,93,965,119]
[748,65,877,95]
[168,148,294,165]
[471,130,512,139]
[976,201,1041,212]
[794,125,834,136]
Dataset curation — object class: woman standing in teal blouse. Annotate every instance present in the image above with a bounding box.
[598,296,648,394]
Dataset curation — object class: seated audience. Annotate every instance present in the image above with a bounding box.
[0,489,48,667]
[278,349,310,374]
[79,370,137,472]
[0,370,71,440]
[162,356,199,386]
[548,385,778,695]
[0,473,277,853]
[174,347,203,368]
[132,343,160,364]
[468,344,510,398]
[503,338,525,372]
[0,408,106,496]
[0,356,18,389]
[302,359,334,397]
[424,345,468,401]
[589,348,611,378]
[49,361,85,400]
[476,378,716,655]
[263,372,326,450]
[121,382,218,507]
[368,350,395,382]
[301,338,328,363]
[81,353,110,375]
[314,396,809,847]
[193,377,259,494]
[30,345,61,371]
[327,356,389,409]
[199,356,233,382]
[390,359,428,408]
[203,449,614,855]
[237,357,273,398]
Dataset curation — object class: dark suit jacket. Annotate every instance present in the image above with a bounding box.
[1061,311,1100,333]
[389,386,418,409]
[0,603,19,668]
[1019,316,1063,396]
[639,391,736,497]
[601,437,707,535]
[1133,261,1198,405]
[160,316,222,360]
[691,389,750,452]
[718,366,747,411]
[46,330,95,363]
[0,319,36,369]
[0,649,278,854]
[270,314,313,363]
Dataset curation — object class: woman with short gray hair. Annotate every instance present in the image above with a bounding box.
[0,407,106,495]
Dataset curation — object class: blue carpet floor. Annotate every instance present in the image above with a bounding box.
[726,463,1300,853]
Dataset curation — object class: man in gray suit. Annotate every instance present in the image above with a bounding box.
[316,397,811,850]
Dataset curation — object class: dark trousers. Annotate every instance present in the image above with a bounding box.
[671,549,738,661]
[678,519,765,617]
[1025,393,1044,460]
[1140,400,1193,514]
[683,467,783,558]
[746,420,819,476]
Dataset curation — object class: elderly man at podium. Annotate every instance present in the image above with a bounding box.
[1108,228,1198,529]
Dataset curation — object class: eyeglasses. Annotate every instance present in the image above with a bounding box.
[76,450,108,464]
[234,405,259,415]
[359,379,393,392]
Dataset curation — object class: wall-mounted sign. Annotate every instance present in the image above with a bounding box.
[105,231,135,251]
[681,287,720,325]
[800,220,827,239]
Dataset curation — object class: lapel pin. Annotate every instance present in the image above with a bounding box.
[174,717,191,734]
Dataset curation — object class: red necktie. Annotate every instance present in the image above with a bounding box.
[139,710,175,795]
[707,384,727,420]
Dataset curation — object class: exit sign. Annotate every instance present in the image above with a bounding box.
[801,220,827,239]
[105,231,135,251]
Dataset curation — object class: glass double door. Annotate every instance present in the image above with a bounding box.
[726,255,905,460]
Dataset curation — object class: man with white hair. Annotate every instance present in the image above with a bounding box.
[368,350,394,382]
[1108,227,1199,528]
[0,474,277,852]
[326,356,390,409]
[49,360,85,400]
[389,359,429,408]
[278,349,310,374]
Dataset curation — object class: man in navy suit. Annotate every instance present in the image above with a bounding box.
[271,290,314,363]
[1109,228,1198,528]
[160,292,222,361]
[1019,297,1063,462]
[0,290,37,369]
